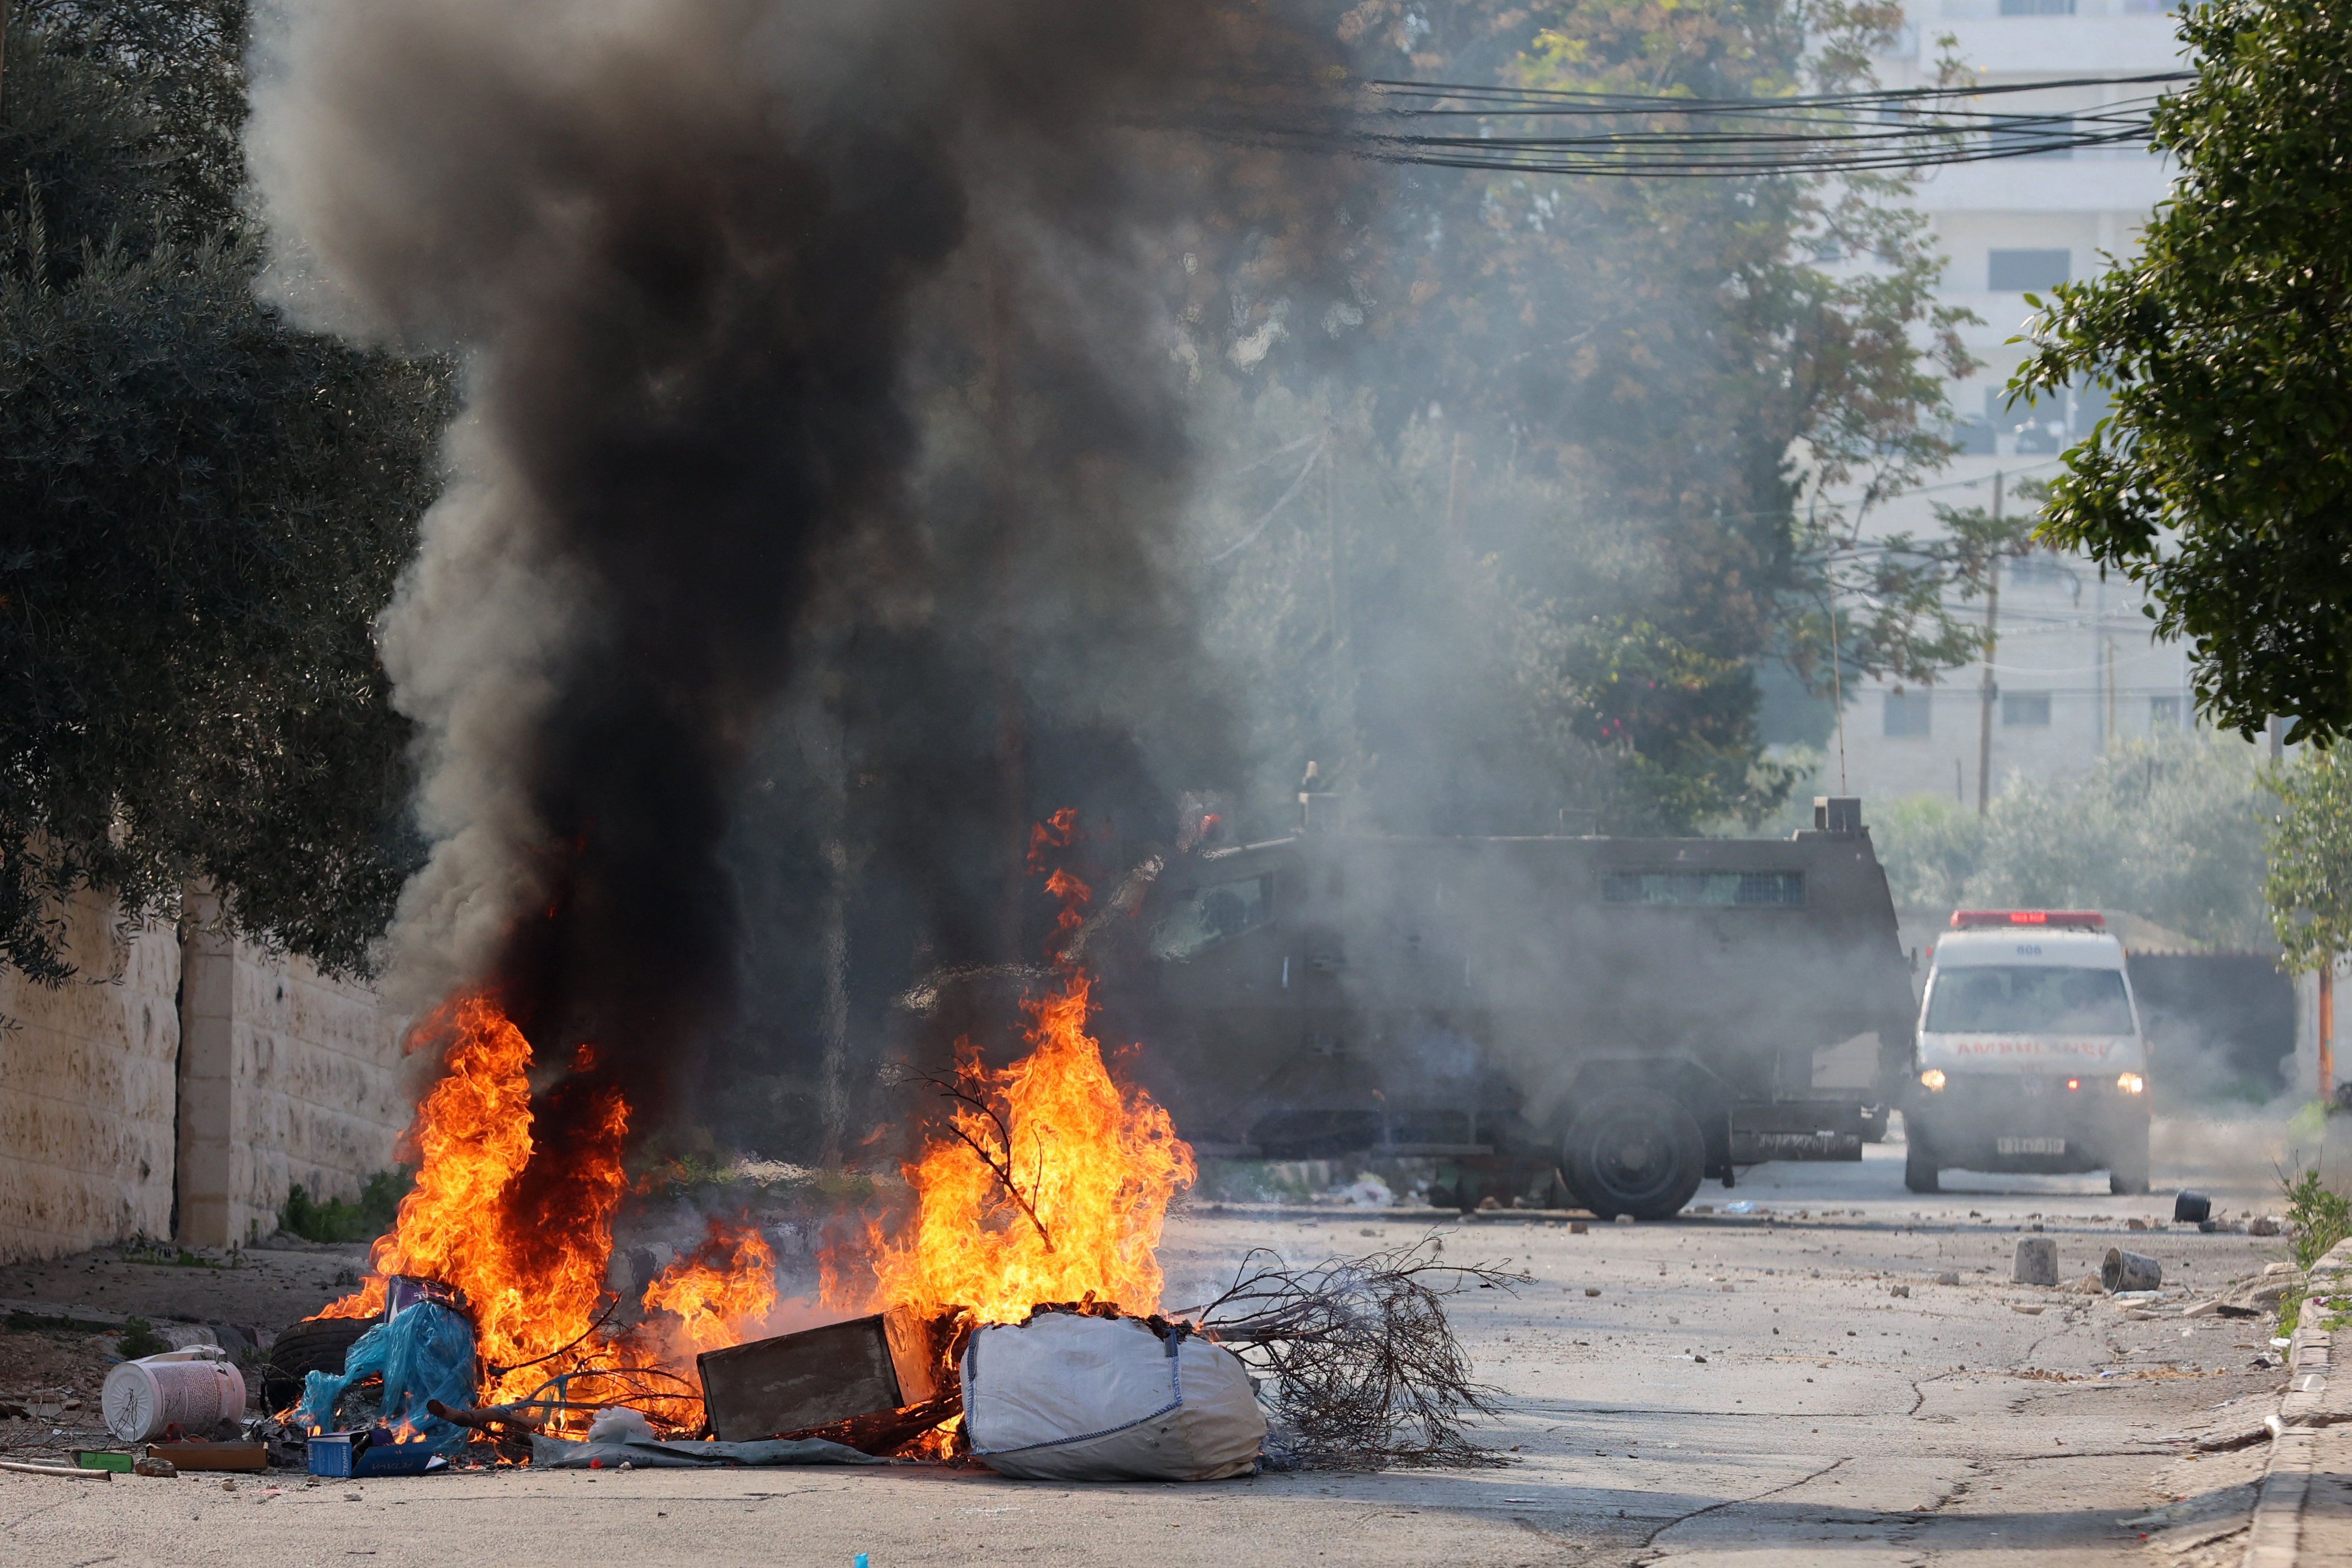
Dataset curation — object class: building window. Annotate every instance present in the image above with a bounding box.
[2150,695,2184,728]
[1989,248,2072,291]
[2003,691,2052,727]
[1999,0,2076,13]
[1884,689,1932,737]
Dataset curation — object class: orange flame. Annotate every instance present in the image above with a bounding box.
[836,818,1194,1326]
[641,1219,779,1351]
[318,993,774,1429]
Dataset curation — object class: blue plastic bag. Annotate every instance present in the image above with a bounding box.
[298,1301,478,1455]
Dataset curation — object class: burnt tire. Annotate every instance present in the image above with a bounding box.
[263,1314,381,1411]
[1560,1088,1706,1221]
[1904,1135,1940,1194]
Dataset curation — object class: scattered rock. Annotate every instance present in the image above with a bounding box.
[2067,1274,2106,1295]
[2250,1216,2282,1237]
[1934,1272,1961,1287]
[2232,1279,2295,1310]
[1614,1214,1636,1226]
[1568,1222,1588,1235]
[2191,1423,2270,1453]
[1888,1284,1910,1299]
[1584,1288,1601,1298]
[131,1457,177,1478]
[2014,1237,2059,1287]
[2128,1218,2149,1231]
[2010,1304,2047,1315]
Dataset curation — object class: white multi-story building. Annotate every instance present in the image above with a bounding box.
[1806,1,2197,807]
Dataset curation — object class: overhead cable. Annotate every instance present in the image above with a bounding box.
[1217,71,2196,178]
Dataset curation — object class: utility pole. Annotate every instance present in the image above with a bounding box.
[2104,639,2116,753]
[1975,470,2004,817]
[1823,583,1847,795]
[2323,959,2337,1105]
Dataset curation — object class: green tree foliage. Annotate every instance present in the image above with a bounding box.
[279,1168,410,1244]
[2013,0,2352,744]
[1186,0,1981,833]
[1873,731,2271,948]
[2263,746,2352,977]
[0,2,452,980]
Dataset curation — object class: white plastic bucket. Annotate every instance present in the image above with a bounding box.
[102,1351,246,1442]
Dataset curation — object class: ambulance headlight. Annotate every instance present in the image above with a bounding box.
[2117,1072,2146,1095]
[1919,1069,1947,1092]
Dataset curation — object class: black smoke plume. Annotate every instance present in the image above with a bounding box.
[248,0,1326,1144]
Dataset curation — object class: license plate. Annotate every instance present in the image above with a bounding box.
[1998,1136,2066,1155]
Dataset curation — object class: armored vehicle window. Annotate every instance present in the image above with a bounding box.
[1924,966,2132,1035]
[1151,874,1271,960]
[1601,871,1804,907]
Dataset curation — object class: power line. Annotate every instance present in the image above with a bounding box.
[1227,71,2196,178]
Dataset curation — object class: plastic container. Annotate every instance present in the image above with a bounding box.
[100,1352,246,1443]
[307,1429,442,1477]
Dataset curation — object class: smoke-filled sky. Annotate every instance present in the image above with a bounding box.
[246,0,1328,1138]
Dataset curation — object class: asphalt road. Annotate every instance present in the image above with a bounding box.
[0,1117,2309,1567]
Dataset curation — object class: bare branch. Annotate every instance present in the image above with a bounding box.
[908,1072,1056,1253]
[1187,1237,1527,1469]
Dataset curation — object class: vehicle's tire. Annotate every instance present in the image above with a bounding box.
[2109,1126,2152,1196]
[1904,1136,1940,1194]
[263,1314,381,1412]
[1560,1087,1707,1221]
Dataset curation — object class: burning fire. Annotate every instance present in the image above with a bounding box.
[833,811,1196,1325]
[318,809,1187,1455]
[641,1219,779,1351]
[320,994,772,1422]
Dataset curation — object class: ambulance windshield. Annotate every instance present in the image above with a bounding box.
[1925,966,2133,1035]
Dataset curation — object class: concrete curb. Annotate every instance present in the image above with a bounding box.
[2242,1237,2352,1568]
[2241,1343,2322,1568]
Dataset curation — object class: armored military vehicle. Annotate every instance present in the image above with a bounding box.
[1122,797,1916,1219]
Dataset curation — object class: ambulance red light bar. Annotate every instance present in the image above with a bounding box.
[1949,910,2106,930]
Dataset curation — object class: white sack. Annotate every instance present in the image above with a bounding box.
[587,1406,657,1444]
[961,1312,1265,1481]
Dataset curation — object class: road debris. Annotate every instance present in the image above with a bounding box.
[0,1460,110,1480]
[2103,1248,2164,1293]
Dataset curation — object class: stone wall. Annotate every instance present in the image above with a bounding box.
[0,893,182,1261]
[0,889,411,1263]
[208,926,411,1247]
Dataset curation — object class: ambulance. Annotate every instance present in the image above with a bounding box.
[1904,910,2150,1195]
